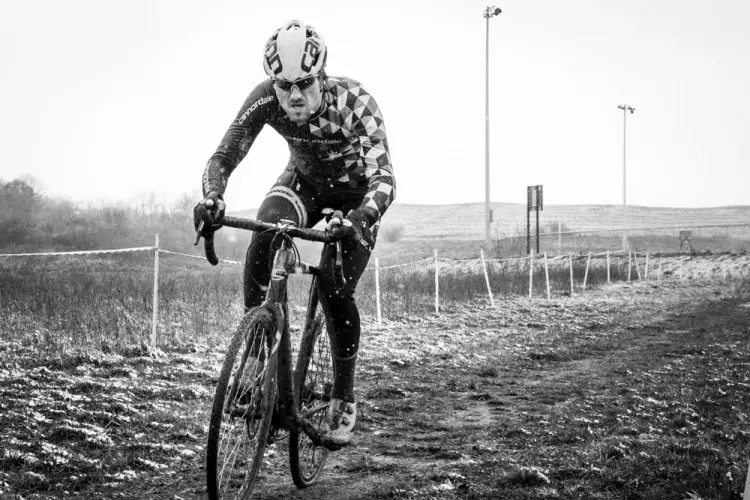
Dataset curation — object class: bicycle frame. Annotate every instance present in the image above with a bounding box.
[263,235,320,431]
[197,216,344,445]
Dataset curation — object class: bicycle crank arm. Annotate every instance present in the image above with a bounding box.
[293,403,345,451]
[226,404,263,420]
[293,412,325,446]
[299,402,329,420]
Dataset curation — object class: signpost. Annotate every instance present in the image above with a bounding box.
[680,230,695,253]
[527,185,543,254]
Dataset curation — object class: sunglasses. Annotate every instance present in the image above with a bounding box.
[273,75,318,92]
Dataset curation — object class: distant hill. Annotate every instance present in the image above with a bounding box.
[232,202,750,241]
[222,202,750,264]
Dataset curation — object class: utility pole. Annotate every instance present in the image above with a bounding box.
[618,104,635,251]
[484,5,502,249]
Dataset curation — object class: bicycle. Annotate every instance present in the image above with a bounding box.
[195,212,350,499]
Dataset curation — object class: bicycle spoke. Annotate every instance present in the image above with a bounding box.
[218,429,245,489]
[218,338,269,493]
[290,312,334,487]
[207,308,277,500]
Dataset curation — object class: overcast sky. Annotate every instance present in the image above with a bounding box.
[1,0,748,210]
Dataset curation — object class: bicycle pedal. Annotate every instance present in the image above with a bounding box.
[322,441,345,452]
[266,432,278,445]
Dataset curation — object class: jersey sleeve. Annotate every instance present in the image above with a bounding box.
[349,90,396,224]
[201,80,277,197]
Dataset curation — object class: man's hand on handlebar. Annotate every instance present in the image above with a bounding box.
[323,208,374,249]
[344,208,375,250]
[324,210,346,232]
[193,191,226,234]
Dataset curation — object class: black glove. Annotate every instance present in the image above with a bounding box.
[193,191,226,232]
[324,209,345,229]
[344,208,376,249]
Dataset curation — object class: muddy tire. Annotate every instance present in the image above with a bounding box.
[289,306,333,488]
[206,307,279,500]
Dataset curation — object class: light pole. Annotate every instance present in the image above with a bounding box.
[484,5,501,249]
[618,104,635,250]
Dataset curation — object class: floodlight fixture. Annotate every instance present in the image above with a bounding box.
[617,103,636,250]
[484,5,502,17]
[483,5,502,248]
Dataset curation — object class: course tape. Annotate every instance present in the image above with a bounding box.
[159,250,243,266]
[378,258,433,270]
[486,256,531,263]
[0,247,154,257]
[0,246,636,272]
[372,249,638,272]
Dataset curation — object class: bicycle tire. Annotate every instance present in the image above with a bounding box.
[206,307,279,500]
[289,304,334,488]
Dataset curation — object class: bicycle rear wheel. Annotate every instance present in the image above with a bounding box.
[206,307,279,500]
[289,304,334,488]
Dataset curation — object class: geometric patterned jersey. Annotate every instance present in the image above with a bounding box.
[202,75,396,224]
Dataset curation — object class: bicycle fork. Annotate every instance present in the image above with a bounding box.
[261,238,297,431]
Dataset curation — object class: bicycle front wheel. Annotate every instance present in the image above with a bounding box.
[206,307,279,500]
[289,306,334,488]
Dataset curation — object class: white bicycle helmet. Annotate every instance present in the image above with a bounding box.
[263,20,328,80]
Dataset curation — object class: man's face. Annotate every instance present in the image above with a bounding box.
[274,77,323,125]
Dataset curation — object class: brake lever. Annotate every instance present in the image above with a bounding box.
[193,220,205,246]
[332,239,346,288]
[194,198,223,245]
[326,221,348,289]
[335,239,344,266]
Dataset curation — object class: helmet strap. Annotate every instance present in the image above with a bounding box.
[316,72,327,106]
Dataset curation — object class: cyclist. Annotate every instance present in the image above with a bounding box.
[193,20,395,448]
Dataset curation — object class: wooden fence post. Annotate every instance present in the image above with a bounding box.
[645,253,650,280]
[658,258,662,280]
[569,252,574,296]
[583,252,592,290]
[633,251,642,280]
[628,251,632,282]
[151,234,159,348]
[434,249,439,314]
[375,257,382,326]
[606,251,611,283]
[480,249,495,306]
[558,221,562,255]
[544,252,551,300]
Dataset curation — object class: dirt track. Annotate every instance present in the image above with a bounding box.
[2,253,750,499]
[233,275,750,499]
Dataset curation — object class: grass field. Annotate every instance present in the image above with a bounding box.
[0,244,715,350]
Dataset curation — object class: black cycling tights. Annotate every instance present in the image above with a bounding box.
[243,170,373,403]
